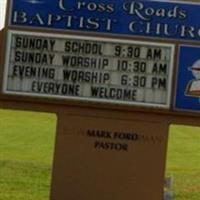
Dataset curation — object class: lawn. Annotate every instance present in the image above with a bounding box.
[0,109,200,199]
[166,125,200,200]
[0,109,57,200]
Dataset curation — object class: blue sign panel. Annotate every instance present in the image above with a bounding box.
[10,0,200,41]
[175,45,200,112]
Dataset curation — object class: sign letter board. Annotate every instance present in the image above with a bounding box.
[3,30,174,108]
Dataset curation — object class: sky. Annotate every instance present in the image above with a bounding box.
[0,0,7,29]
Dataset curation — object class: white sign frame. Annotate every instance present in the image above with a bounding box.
[3,30,175,108]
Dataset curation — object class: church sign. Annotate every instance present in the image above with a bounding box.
[3,0,200,112]
[1,1,200,200]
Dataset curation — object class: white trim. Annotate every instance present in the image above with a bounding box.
[3,30,12,94]
[151,0,200,6]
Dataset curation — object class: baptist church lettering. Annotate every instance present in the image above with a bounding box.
[11,0,200,41]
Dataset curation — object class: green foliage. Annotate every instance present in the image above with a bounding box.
[0,109,56,200]
[166,125,200,200]
[0,109,200,199]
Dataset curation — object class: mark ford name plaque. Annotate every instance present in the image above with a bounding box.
[3,30,174,107]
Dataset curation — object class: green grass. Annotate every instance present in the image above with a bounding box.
[166,125,200,200]
[0,109,200,199]
[0,109,57,200]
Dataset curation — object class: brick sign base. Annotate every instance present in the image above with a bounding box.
[50,108,169,200]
